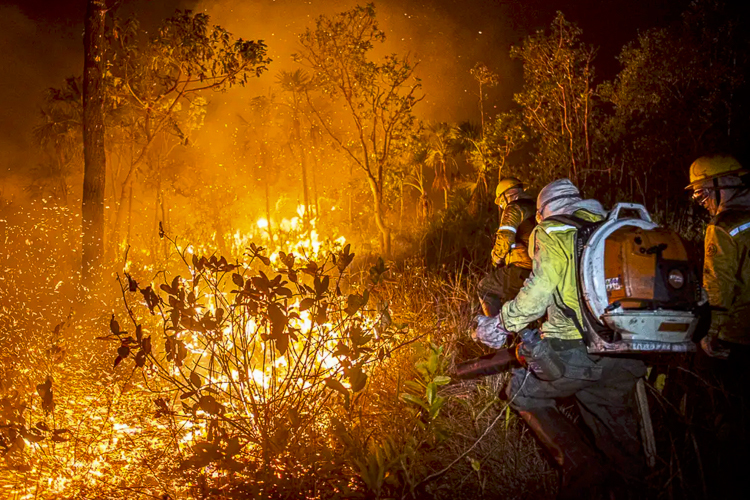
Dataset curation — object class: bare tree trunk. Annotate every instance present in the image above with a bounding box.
[81,0,107,283]
[348,163,354,228]
[126,185,133,252]
[311,157,320,221]
[265,181,274,241]
[399,178,404,231]
[110,159,137,258]
[479,80,485,140]
[160,185,168,261]
[367,176,391,257]
[300,149,310,231]
[293,116,311,231]
[151,174,160,267]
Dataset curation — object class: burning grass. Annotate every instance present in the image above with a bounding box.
[0,201,559,499]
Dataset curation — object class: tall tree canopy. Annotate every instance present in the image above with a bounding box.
[600,0,750,219]
[511,12,597,188]
[294,3,423,256]
[105,10,271,260]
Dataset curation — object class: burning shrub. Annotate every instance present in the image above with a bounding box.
[102,232,410,495]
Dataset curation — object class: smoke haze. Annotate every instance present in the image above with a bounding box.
[0,0,690,185]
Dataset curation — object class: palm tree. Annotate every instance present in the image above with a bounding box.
[403,149,432,224]
[451,121,492,216]
[424,122,456,210]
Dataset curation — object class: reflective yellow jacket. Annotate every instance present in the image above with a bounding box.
[502,209,603,340]
[492,197,536,269]
[704,208,750,345]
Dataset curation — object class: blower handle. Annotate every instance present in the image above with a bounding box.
[608,203,652,223]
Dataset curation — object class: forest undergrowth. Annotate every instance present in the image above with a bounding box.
[0,199,723,500]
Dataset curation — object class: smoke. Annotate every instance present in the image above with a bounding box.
[0,4,81,188]
[194,0,518,123]
[0,0,691,256]
[175,0,522,242]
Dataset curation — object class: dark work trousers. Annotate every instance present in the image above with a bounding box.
[508,343,647,497]
[693,343,750,498]
[477,265,531,316]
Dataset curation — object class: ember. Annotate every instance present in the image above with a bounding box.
[2,1,749,498]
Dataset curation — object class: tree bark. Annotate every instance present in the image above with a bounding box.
[81,0,107,282]
[296,124,311,232]
[366,175,391,257]
[311,157,320,221]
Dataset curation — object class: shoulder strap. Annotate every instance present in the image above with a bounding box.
[542,213,608,346]
[545,213,589,229]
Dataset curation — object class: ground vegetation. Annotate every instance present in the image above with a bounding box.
[2,1,750,498]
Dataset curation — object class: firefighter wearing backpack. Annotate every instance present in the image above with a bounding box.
[473,179,646,498]
[687,154,750,497]
[477,177,536,316]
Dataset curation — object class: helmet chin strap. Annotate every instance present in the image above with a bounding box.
[714,177,721,208]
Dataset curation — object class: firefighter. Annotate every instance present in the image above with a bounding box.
[477,177,536,316]
[686,155,750,356]
[474,179,646,498]
[686,154,750,496]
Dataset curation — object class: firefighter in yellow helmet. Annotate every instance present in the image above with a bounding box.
[687,155,750,356]
[476,177,536,316]
[474,179,646,498]
[687,154,750,497]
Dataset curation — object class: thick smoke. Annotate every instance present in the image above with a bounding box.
[0,4,81,189]
[0,0,689,249]
[195,0,517,123]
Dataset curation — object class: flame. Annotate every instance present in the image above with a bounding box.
[2,202,360,497]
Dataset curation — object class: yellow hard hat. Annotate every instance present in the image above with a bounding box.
[495,177,523,205]
[686,155,748,190]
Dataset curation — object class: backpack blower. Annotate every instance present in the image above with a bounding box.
[456,203,702,379]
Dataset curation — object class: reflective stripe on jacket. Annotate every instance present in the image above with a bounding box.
[704,208,750,344]
[501,209,603,340]
[492,197,535,269]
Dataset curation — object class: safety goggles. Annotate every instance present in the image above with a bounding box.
[691,187,713,205]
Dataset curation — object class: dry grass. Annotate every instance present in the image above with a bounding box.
[380,259,556,499]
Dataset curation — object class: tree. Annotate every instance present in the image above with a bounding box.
[511,12,597,187]
[403,149,432,224]
[105,11,271,260]
[451,121,493,216]
[81,0,108,282]
[236,96,282,244]
[294,3,423,256]
[486,110,527,181]
[32,78,84,205]
[424,122,456,210]
[470,62,499,139]
[600,0,750,220]
[277,69,316,230]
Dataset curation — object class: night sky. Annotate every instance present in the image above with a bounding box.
[0,0,691,180]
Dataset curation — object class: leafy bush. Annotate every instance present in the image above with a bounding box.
[99,232,417,495]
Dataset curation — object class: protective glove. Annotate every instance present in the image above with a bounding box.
[491,245,505,267]
[700,332,731,360]
[472,314,510,349]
